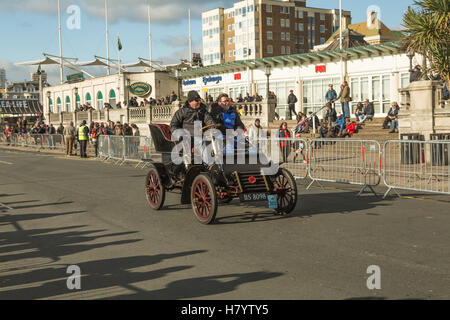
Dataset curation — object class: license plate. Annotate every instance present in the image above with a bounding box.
[268,195,278,209]
[239,192,268,202]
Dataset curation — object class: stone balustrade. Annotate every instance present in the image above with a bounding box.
[45,100,276,130]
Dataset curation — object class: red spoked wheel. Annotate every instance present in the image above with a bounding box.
[145,166,166,210]
[191,174,218,225]
[273,168,298,215]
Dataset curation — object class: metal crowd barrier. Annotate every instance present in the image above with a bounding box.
[2,133,450,199]
[383,140,450,198]
[307,139,382,196]
[97,135,156,167]
[0,133,65,151]
[272,137,310,180]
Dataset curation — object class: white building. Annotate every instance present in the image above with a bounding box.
[0,68,6,89]
[182,40,416,118]
[42,71,178,114]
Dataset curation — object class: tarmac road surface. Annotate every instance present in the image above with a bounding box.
[0,149,449,300]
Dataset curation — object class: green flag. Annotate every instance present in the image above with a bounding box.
[118,36,122,51]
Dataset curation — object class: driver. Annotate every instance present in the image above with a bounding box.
[170,90,215,136]
[210,93,245,134]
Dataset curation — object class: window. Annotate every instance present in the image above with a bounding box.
[85,93,92,106]
[49,98,53,112]
[320,25,325,33]
[229,50,233,57]
[281,19,285,27]
[109,90,116,107]
[267,31,273,40]
[267,45,273,54]
[267,17,272,26]
[296,10,304,19]
[320,13,325,21]
[228,25,231,32]
[320,37,325,44]
[281,32,285,41]
[286,46,291,54]
[66,96,71,112]
[286,32,290,41]
[286,19,290,28]
[281,46,285,54]
[56,97,61,112]
[97,91,104,110]
[228,37,232,44]
[228,12,231,19]
[266,5,272,13]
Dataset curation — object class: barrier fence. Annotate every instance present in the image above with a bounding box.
[383,140,450,198]
[307,139,382,196]
[2,133,450,198]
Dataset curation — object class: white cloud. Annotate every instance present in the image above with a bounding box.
[1,0,236,24]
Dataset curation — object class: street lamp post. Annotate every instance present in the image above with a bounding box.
[265,64,272,101]
[73,87,78,112]
[175,69,181,101]
[47,91,51,114]
[406,50,415,75]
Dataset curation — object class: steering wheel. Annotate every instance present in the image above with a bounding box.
[201,123,221,131]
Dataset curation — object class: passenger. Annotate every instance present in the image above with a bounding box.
[210,93,245,135]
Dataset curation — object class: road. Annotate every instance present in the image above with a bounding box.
[0,149,449,300]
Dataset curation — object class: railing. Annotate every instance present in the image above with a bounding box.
[383,140,450,198]
[129,108,147,122]
[307,139,382,196]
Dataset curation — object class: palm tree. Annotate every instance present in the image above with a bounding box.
[402,0,450,86]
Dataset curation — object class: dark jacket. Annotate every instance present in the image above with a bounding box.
[288,93,298,105]
[210,103,245,134]
[170,101,215,135]
[363,103,374,116]
[325,108,337,123]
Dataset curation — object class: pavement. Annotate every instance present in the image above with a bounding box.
[0,147,449,300]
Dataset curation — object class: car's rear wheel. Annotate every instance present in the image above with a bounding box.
[191,174,218,224]
[273,168,298,214]
[145,167,166,210]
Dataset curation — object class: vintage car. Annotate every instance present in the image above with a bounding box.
[145,123,298,224]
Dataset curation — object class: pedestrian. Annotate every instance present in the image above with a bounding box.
[336,81,351,119]
[63,121,76,156]
[76,120,90,158]
[287,90,298,120]
[47,124,56,149]
[91,122,100,157]
[278,122,291,163]
[325,84,337,105]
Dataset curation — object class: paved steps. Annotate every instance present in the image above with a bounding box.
[267,117,398,142]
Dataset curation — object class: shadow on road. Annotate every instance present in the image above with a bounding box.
[0,251,207,300]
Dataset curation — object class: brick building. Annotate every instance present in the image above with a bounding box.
[202,0,351,66]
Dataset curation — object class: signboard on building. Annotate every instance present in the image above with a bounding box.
[234,73,242,80]
[315,65,326,73]
[129,82,152,96]
[66,73,84,82]
[0,100,43,115]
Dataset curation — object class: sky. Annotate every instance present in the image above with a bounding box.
[0,0,415,85]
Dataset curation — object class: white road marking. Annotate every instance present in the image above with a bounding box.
[0,160,13,165]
